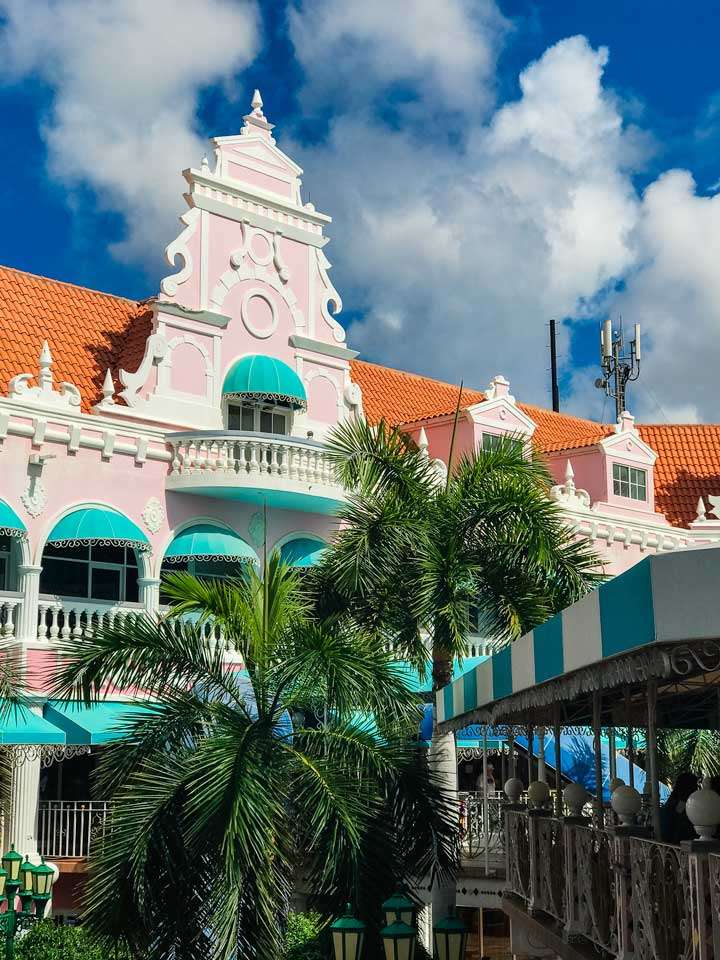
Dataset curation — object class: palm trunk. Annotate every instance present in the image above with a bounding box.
[432,619,454,691]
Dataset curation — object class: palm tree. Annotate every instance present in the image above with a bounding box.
[320,420,604,689]
[656,728,720,785]
[51,555,457,960]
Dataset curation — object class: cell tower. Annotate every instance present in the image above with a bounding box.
[595,317,641,422]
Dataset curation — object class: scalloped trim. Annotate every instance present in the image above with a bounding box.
[164,554,256,564]
[47,537,151,553]
[0,527,27,540]
[223,391,307,411]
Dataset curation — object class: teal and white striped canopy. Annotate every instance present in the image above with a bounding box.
[0,500,26,540]
[437,547,720,727]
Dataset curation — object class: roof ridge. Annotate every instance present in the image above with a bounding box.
[0,262,142,307]
[350,357,485,395]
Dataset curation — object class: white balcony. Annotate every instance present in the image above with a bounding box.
[166,431,345,514]
[37,597,144,642]
[0,591,22,640]
[38,800,110,860]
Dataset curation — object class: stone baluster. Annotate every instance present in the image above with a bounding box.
[288,444,299,480]
[269,443,280,476]
[71,607,83,639]
[248,440,260,475]
[47,605,60,641]
[170,441,181,475]
[36,603,50,641]
[1,600,17,639]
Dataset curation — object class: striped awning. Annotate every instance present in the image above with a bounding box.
[437,547,720,727]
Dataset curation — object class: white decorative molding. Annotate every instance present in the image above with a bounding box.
[708,495,720,520]
[315,248,345,343]
[485,374,515,404]
[344,379,364,420]
[248,510,266,548]
[210,255,304,330]
[119,333,168,407]
[141,497,165,534]
[160,207,201,297]
[240,287,279,339]
[551,461,591,510]
[21,477,47,518]
[7,342,81,411]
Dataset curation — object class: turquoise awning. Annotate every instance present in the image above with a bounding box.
[47,508,150,552]
[164,524,259,564]
[222,355,307,409]
[0,704,65,745]
[44,701,153,746]
[280,537,326,567]
[0,500,27,540]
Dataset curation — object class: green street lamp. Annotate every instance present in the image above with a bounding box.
[380,917,416,960]
[0,848,57,960]
[382,891,415,926]
[330,903,365,960]
[432,913,468,960]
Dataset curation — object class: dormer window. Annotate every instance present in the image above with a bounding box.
[482,433,523,455]
[613,463,647,501]
[222,355,306,436]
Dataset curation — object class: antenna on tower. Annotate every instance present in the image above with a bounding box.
[594,316,641,422]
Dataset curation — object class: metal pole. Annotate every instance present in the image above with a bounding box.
[646,680,662,839]
[483,728,490,877]
[592,692,604,823]
[537,725,546,782]
[625,687,635,789]
[508,730,516,777]
[527,724,534,785]
[553,710,563,818]
[500,742,506,790]
[550,318,560,412]
[608,726,617,784]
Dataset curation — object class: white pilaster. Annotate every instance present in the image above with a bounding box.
[138,577,162,616]
[16,565,41,642]
[428,725,457,924]
[8,747,41,857]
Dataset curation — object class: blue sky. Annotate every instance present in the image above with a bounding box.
[2,1,720,423]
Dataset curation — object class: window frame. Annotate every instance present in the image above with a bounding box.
[40,544,139,603]
[224,399,291,436]
[612,462,647,502]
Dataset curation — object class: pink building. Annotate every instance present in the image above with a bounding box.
[2,91,720,913]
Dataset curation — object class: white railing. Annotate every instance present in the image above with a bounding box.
[38,801,111,859]
[459,791,506,864]
[37,597,144,642]
[166,432,341,490]
[0,591,22,640]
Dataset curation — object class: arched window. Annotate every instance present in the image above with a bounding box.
[222,355,306,436]
[161,524,259,585]
[0,499,26,592]
[40,508,149,603]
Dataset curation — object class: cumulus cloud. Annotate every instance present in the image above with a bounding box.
[292,35,641,404]
[289,0,509,115]
[0,0,259,263]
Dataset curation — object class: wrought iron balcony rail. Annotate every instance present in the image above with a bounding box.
[38,800,111,860]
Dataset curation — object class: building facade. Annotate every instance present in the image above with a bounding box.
[2,91,720,914]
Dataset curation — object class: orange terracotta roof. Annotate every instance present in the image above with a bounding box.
[638,424,720,527]
[0,264,151,413]
[2,264,720,530]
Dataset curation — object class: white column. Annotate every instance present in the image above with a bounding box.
[138,577,162,616]
[428,725,457,923]
[16,564,42,642]
[8,750,41,858]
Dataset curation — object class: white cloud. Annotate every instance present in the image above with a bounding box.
[0,0,259,264]
[291,35,641,404]
[288,0,509,115]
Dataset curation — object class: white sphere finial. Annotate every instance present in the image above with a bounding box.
[686,780,720,841]
[504,778,523,804]
[611,785,642,826]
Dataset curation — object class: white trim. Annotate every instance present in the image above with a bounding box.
[186,167,328,224]
[189,193,328,249]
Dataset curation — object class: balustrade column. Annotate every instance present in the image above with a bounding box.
[16,564,42,643]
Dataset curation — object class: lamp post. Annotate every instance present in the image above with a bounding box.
[0,846,56,960]
[330,904,365,960]
[433,912,468,960]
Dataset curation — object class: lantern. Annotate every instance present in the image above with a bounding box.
[380,918,416,960]
[432,913,468,960]
[382,890,415,926]
[0,866,6,900]
[32,859,55,898]
[19,856,35,892]
[330,903,365,960]
[1,845,22,884]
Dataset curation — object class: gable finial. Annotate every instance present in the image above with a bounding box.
[417,426,429,456]
[697,497,707,521]
[38,341,53,392]
[101,368,115,405]
[251,89,263,114]
[242,88,275,140]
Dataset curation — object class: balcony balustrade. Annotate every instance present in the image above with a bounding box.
[38,800,111,860]
[36,597,144,642]
[166,431,345,513]
[503,807,720,960]
[0,591,22,640]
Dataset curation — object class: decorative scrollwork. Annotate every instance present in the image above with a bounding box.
[506,810,531,900]
[0,744,91,769]
[628,836,693,960]
[567,825,616,953]
[533,817,566,922]
[668,640,720,677]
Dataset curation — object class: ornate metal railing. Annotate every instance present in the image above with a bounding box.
[38,800,111,859]
[628,836,693,960]
[504,810,720,960]
[565,823,616,952]
[531,815,566,922]
[459,793,505,861]
[506,809,531,900]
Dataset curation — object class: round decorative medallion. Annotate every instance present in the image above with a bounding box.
[240,287,278,339]
[141,497,165,534]
[21,478,47,518]
[248,232,273,266]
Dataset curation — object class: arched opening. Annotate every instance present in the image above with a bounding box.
[161,524,259,588]
[222,354,306,436]
[0,499,26,593]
